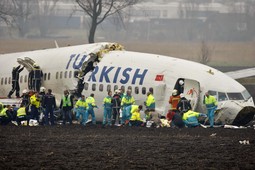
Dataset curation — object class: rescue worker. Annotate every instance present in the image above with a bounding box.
[182,110,207,128]
[111,90,121,125]
[204,92,218,128]
[16,104,29,126]
[129,105,143,127]
[30,91,40,121]
[169,89,180,113]
[21,89,30,107]
[0,105,13,125]
[75,95,88,125]
[44,89,57,125]
[0,102,3,113]
[144,92,155,109]
[84,93,97,125]
[8,65,24,98]
[29,63,43,92]
[145,109,161,127]
[60,90,74,125]
[121,89,135,125]
[166,110,185,128]
[177,93,192,114]
[102,91,113,127]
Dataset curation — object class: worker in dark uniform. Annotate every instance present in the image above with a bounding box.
[29,63,43,92]
[8,65,24,98]
[43,89,57,125]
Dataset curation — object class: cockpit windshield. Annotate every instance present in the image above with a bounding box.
[242,90,251,100]
[227,93,244,100]
[208,90,246,101]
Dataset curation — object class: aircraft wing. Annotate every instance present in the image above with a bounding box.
[225,67,255,79]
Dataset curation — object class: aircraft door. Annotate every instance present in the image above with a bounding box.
[183,79,200,111]
[153,82,167,114]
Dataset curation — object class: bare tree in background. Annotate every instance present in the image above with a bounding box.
[35,0,59,37]
[0,0,16,25]
[11,0,33,37]
[75,0,138,43]
[198,40,213,65]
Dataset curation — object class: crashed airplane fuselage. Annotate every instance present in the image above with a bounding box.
[0,42,254,125]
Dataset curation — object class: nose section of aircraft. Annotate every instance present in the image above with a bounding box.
[215,101,255,126]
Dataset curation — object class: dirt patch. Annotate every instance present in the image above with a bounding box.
[0,125,255,169]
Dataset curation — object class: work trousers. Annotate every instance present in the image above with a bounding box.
[45,107,55,125]
[76,107,86,124]
[83,108,96,125]
[207,107,216,127]
[62,110,72,125]
[103,108,112,125]
[121,106,131,124]
[8,80,20,97]
[112,107,120,125]
[30,105,39,121]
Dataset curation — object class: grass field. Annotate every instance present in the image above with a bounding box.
[0,38,254,67]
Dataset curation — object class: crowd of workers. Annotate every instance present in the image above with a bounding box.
[0,85,218,128]
[1,64,218,128]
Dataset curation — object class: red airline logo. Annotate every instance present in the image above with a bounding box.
[155,75,164,81]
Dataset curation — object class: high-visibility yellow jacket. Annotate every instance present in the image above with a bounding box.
[130,111,142,121]
[86,96,97,109]
[204,95,218,108]
[17,107,26,117]
[30,94,40,108]
[130,105,139,114]
[146,94,155,109]
[62,95,72,107]
[75,99,88,109]
[121,95,135,107]
[0,108,8,117]
[103,96,112,109]
[182,110,200,121]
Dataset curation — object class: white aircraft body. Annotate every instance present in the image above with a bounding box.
[0,42,254,125]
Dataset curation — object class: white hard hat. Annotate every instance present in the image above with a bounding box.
[179,80,184,85]
[22,89,28,94]
[172,89,178,96]
[40,87,46,92]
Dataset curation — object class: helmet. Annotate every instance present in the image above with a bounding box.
[172,89,178,96]
[22,89,28,94]
[33,63,38,68]
[179,80,184,85]
[40,87,46,92]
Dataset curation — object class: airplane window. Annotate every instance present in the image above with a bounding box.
[99,84,103,92]
[1,78,3,85]
[69,71,72,78]
[8,77,11,84]
[218,92,228,101]
[56,72,59,79]
[48,73,50,80]
[227,93,244,100]
[121,86,125,93]
[44,73,47,81]
[60,72,63,79]
[92,84,96,91]
[84,83,89,90]
[135,87,139,94]
[114,85,118,91]
[142,87,146,95]
[64,71,67,78]
[242,90,251,100]
[5,77,7,85]
[20,76,23,83]
[24,75,27,83]
[107,85,111,92]
[128,86,132,92]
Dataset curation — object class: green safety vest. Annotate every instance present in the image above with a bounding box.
[62,95,71,107]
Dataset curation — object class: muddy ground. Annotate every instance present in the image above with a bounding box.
[0,125,255,169]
